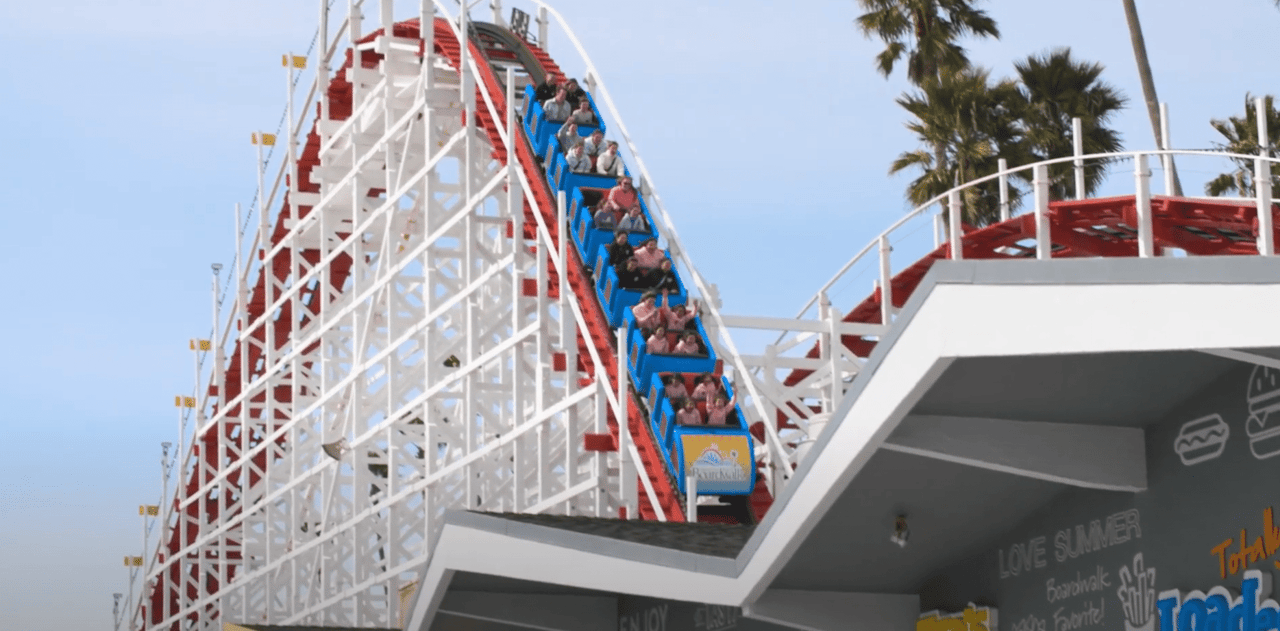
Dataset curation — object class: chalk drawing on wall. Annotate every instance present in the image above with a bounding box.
[1246,365,1280,460]
[1174,414,1229,466]
[1116,552,1157,631]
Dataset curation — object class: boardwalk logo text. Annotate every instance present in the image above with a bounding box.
[1156,570,1280,631]
[680,435,752,494]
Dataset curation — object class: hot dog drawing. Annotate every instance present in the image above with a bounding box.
[1174,414,1229,466]
[1246,366,1280,460]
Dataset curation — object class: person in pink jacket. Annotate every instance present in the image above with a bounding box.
[646,326,671,354]
[661,297,697,331]
[631,292,662,330]
[706,393,737,426]
[676,398,703,426]
[691,373,720,402]
[673,332,702,355]
[632,238,666,270]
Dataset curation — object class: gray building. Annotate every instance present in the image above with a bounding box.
[397,257,1280,631]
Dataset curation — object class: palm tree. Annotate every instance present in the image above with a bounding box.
[857,0,1001,220]
[855,0,1000,86]
[891,66,1027,226]
[1205,94,1280,198]
[1120,0,1183,195]
[1014,48,1127,200]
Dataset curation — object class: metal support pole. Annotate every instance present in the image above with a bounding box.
[616,328,634,519]
[1160,103,1174,195]
[998,158,1010,222]
[1134,154,1155,257]
[685,475,698,522]
[877,236,892,325]
[947,191,962,260]
[1073,117,1085,200]
[536,7,549,48]
[1257,97,1274,257]
[1033,164,1052,260]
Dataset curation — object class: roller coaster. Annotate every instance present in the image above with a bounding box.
[115,1,1280,629]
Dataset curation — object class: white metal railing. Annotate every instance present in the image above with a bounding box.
[793,148,1280,325]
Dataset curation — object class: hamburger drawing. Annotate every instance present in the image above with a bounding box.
[1246,366,1280,460]
[1174,414,1229,466]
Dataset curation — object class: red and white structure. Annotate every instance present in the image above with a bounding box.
[114,1,1280,630]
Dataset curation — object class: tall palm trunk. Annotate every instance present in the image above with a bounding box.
[1121,0,1183,195]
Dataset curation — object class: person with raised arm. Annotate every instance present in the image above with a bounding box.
[662,297,698,331]
[706,392,737,426]
[556,120,582,153]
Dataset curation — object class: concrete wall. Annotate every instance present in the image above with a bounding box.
[921,363,1280,631]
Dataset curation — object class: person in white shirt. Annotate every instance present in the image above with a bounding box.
[582,129,606,157]
[565,142,591,173]
[556,121,581,154]
[542,88,571,123]
[595,141,624,177]
[571,100,597,127]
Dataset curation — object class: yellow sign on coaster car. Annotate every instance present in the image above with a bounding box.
[679,434,752,494]
[917,604,997,631]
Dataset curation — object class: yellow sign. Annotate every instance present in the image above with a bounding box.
[175,396,196,408]
[124,556,143,567]
[138,505,159,516]
[282,54,307,68]
[189,339,212,351]
[679,434,752,494]
[918,604,997,631]
[251,133,277,146]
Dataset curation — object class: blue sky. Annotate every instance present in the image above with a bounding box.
[0,0,1276,628]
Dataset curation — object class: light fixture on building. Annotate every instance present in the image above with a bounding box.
[891,515,910,548]
[322,438,350,461]
[443,355,461,368]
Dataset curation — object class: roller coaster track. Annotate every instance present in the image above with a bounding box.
[145,14,712,629]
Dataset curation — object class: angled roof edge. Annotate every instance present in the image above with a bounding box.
[406,255,1280,630]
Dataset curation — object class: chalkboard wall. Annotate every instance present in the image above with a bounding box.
[921,363,1280,631]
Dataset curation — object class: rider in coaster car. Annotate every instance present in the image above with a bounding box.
[646,326,671,354]
[542,87,571,123]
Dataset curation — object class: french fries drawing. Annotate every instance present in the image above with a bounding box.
[1117,552,1157,631]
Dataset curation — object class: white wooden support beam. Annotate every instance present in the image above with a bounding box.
[1034,163,1051,260]
[1135,154,1155,257]
[1257,97,1274,257]
[881,414,1147,492]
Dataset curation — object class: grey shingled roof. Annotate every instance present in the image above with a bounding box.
[474,511,755,558]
